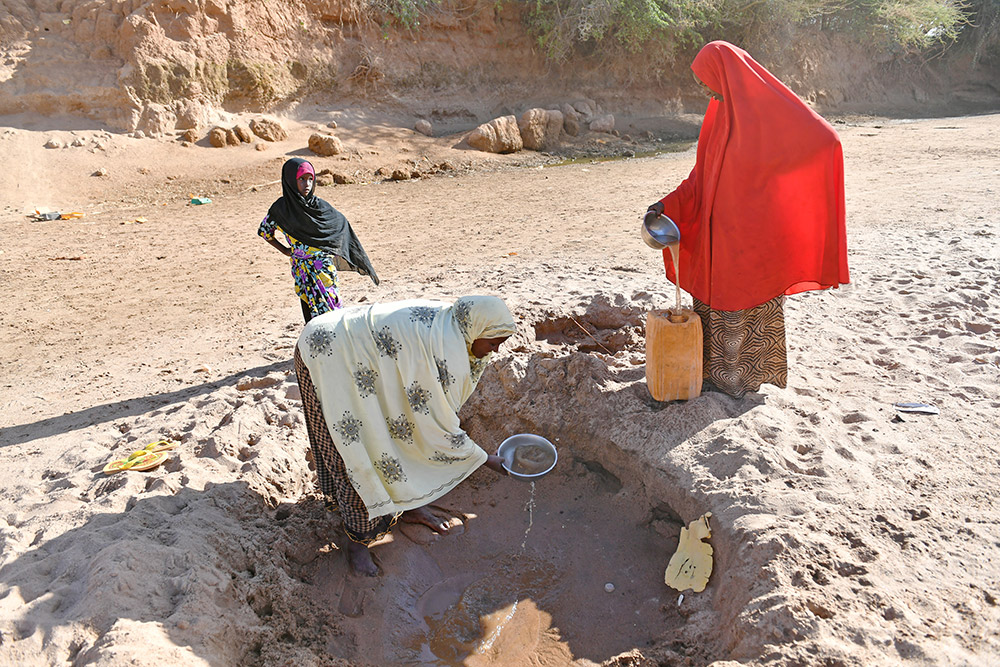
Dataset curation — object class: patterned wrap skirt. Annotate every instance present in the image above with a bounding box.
[294,347,399,544]
[692,295,788,398]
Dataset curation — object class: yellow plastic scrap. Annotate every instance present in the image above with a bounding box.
[664,512,713,593]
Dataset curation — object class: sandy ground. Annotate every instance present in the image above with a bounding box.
[0,111,998,666]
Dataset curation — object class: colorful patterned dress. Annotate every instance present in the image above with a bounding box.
[258,215,342,318]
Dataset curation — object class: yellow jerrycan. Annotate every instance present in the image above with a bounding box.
[645,308,703,401]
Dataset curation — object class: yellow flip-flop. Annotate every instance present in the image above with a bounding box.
[141,439,177,453]
[102,450,169,475]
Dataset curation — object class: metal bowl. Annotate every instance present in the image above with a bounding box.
[497,434,558,479]
[641,213,681,250]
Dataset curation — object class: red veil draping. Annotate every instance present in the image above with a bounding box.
[658,41,849,311]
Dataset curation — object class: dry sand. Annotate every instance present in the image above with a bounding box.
[0,111,998,666]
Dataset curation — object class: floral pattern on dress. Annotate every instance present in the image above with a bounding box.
[334,412,363,444]
[448,432,467,449]
[385,415,415,443]
[374,326,401,359]
[354,363,378,397]
[306,326,337,358]
[409,306,437,328]
[258,215,343,318]
[376,453,407,484]
[435,357,454,390]
[406,381,432,415]
[453,298,472,337]
[430,451,468,464]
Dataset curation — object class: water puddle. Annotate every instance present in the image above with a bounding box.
[412,481,550,665]
[543,141,695,168]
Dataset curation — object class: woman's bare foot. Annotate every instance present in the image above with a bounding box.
[345,539,378,577]
[401,506,453,534]
[485,454,510,476]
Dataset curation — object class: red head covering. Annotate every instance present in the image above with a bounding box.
[659,41,849,310]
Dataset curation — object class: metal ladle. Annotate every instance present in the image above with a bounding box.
[641,213,684,317]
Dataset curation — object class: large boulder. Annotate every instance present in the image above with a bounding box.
[208,127,227,147]
[560,103,581,137]
[589,113,615,134]
[518,108,563,151]
[234,124,253,143]
[465,116,522,154]
[251,117,288,142]
[308,133,344,156]
[573,99,597,121]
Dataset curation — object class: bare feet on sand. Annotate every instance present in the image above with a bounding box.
[345,539,379,577]
[401,506,456,534]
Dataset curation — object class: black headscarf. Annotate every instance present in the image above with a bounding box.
[267,158,379,285]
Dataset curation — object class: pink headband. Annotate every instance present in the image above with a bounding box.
[296,162,315,180]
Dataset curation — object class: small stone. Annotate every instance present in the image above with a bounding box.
[44,138,63,149]
[414,119,432,136]
[327,120,338,129]
[92,167,108,177]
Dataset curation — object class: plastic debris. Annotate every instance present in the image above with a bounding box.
[894,402,939,415]
[30,209,83,221]
[190,196,212,205]
[604,583,615,593]
[665,512,713,593]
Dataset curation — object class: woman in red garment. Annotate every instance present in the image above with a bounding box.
[646,40,849,398]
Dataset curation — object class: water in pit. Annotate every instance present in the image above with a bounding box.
[346,453,680,665]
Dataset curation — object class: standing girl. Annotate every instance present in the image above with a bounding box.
[259,158,379,322]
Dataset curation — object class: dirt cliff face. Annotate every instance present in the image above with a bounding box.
[0,0,555,132]
[1,0,998,134]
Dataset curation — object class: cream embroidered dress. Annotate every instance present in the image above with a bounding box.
[297,296,516,518]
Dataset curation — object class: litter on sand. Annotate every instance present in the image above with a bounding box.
[189,196,212,205]
[664,512,714,593]
[894,402,939,415]
[102,440,177,474]
[30,209,84,221]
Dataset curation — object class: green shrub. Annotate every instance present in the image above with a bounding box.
[524,0,974,62]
